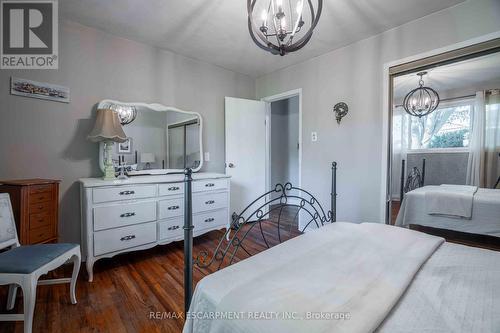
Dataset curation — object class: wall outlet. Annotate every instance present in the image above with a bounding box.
[204,152,210,162]
[311,132,318,142]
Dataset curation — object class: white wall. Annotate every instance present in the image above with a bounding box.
[0,20,255,243]
[270,96,299,199]
[256,0,500,223]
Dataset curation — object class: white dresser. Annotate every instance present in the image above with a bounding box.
[79,172,230,281]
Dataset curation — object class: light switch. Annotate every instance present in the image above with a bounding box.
[204,152,210,162]
[311,132,318,142]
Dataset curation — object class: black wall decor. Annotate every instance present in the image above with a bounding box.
[333,102,349,124]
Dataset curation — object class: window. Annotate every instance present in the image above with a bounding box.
[407,101,472,150]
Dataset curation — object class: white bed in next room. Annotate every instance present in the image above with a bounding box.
[183,222,500,333]
[395,185,500,237]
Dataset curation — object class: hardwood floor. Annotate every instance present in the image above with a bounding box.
[390,200,401,225]
[0,221,301,333]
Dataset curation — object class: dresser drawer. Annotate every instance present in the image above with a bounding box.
[30,212,52,230]
[193,191,228,214]
[93,201,156,231]
[29,201,52,214]
[30,184,53,194]
[29,225,55,244]
[158,197,184,220]
[193,179,228,192]
[93,185,156,203]
[30,191,52,204]
[158,183,184,197]
[158,218,183,241]
[94,222,156,256]
[194,209,228,230]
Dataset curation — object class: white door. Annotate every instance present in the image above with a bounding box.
[225,97,267,220]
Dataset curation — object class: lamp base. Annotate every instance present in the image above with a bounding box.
[102,141,116,181]
[103,165,116,180]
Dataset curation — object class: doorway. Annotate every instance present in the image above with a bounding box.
[224,89,302,228]
[263,90,302,229]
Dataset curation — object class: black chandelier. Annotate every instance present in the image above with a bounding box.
[247,0,322,56]
[403,71,440,118]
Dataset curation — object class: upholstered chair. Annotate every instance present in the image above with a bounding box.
[0,193,81,333]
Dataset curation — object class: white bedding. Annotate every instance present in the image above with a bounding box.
[396,186,500,237]
[183,222,500,333]
[377,242,500,332]
[425,184,478,218]
[183,222,445,333]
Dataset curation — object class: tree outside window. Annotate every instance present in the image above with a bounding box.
[408,102,472,150]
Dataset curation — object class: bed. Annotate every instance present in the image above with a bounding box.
[184,222,500,333]
[395,185,500,238]
[177,163,500,332]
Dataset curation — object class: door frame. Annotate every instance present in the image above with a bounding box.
[261,88,303,209]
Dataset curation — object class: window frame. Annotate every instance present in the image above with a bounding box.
[406,98,474,153]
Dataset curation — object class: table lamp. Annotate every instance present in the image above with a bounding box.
[88,108,127,180]
[140,153,155,170]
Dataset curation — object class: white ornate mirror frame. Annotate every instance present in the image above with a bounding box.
[96,99,204,173]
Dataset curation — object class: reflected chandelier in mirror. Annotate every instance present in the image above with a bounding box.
[99,101,138,125]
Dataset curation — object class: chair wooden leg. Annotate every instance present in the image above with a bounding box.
[21,277,37,333]
[70,254,81,304]
[6,284,18,310]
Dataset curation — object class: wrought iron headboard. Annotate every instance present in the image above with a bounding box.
[399,158,426,199]
[181,161,338,313]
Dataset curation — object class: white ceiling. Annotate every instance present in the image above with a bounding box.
[394,52,500,100]
[61,0,465,77]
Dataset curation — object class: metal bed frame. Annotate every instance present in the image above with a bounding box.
[179,162,338,313]
[399,158,426,200]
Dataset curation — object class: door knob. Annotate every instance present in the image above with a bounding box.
[228,163,235,168]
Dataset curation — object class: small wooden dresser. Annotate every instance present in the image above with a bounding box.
[0,179,60,245]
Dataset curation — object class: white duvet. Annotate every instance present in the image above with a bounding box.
[183,222,444,333]
[396,186,500,237]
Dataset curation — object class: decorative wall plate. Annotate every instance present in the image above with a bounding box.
[333,102,349,124]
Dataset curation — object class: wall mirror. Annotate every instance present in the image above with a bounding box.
[97,100,203,174]
[387,40,500,226]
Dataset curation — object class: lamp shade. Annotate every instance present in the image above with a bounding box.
[140,153,155,163]
[87,108,127,143]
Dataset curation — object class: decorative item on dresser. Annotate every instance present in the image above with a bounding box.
[87,108,127,180]
[79,172,230,282]
[0,179,60,245]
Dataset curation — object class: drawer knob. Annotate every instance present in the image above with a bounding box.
[204,217,215,223]
[119,190,135,195]
[120,235,136,241]
[120,212,136,218]
[168,205,180,210]
[205,183,215,187]
[205,200,215,205]
[168,186,180,191]
[167,225,180,231]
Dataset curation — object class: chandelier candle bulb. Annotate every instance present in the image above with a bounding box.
[296,0,303,14]
[261,9,267,24]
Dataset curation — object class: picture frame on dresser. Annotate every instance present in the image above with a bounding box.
[117,137,132,154]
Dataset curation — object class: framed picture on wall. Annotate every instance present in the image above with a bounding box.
[10,77,70,103]
[117,138,133,154]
